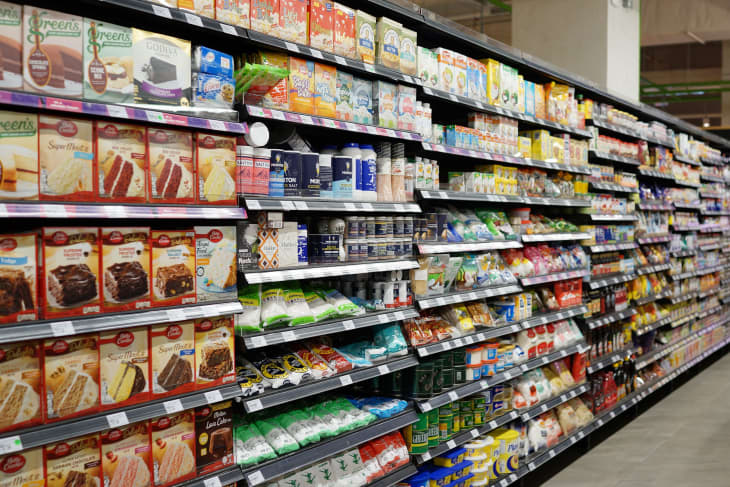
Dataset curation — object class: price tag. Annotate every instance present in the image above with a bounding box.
[184,12,204,26]
[146,111,164,123]
[510,411,518,419]
[464,336,474,345]
[448,391,459,401]
[281,331,297,342]
[209,120,227,131]
[204,477,222,487]
[528,462,536,471]
[166,308,187,322]
[549,450,556,458]
[570,436,577,444]
[151,4,172,18]
[540,404,548,413]
[503,371,512,380]
[248,471,265,486]
[219,22,238,36]
[247,398,263,412]
[364,64,376,73]
[366,125,377,135]
[107,104,129,119]
[340,375,353,386]
[377,314,390,324]
[284,41,300,53]
[342,319,355,331]
[43,204,67,218]
[309,48,324,59]
[475,101,484,109]
[489,420,498,429]
[509,474,517,483]
[423,87,434,95]
[394,311,406,321]
[480,380,488,389]
[163,399,184,415]
[280,200,295,211]
[249,335,267,348]
[300,115,314,125]
[454,338,464,348]
[449,94,458,102]
[541,356,549,364]
[106,411,129,428]
[334,56,348,66]
[436,297,447,306]
[358,202,374,211]
[272,110,286,121]
[344,202,356,210]
[204,390,223,404]
[421,451,432,461]
[597,419,604,427]
[0,436,22,455]
[377,365,390,375]
[421,403,433,412]
[51,321,75,337]
[609,411,616,419]
[446,440,456,449]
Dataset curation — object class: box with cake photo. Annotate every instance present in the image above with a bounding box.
[44,434,102,487]
[99,328,149,411]
[42,333,100,423]
[151,230,196,307]
[150,321,195,398]
[101,421,152,487]
[96,122,148,202]
[0,1,23,89]
[0,110,38,201]
[42,227,101,319]
[132,29,191,106]
[39,116,95,201]
[101,227,151,313]
[0,232,38,324]
[23,8,83,97]
[147,128,195,204]
[150,411,195,487]
[195,133,236,206]
[193,400,233,476]
[0,341,42,433]
[83,19,133,103]
[194,315,234,389]
[194,226,236,303]
[0,447,45,487]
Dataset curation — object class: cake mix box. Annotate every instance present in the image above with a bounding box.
[309,1,334,53]
[39,116,95,201]
[375,17,400,71]
[23,8,83,97]
[194,400,233,475]
[99,327,150,411]
[101,421,152,487]
[288,57,315,115]
[246,51,289,110]
[336,70,353,121]
[0,1,22,89]
[178,0,214,18]
[250,0,279,35]
[42,227,101,318]
[352,77,373,125]
[195,226,236,303]
[151,230,196,307]
[0,341,42,433]
[483,58,500,105]
[0,233,38,324]
[196,133,236,205]
[279,0,308,44]
[399,27,417,76]
[42,333,100,423]
[147,128,195,204]
[194,315,234,389]
[132,29,191,106]
[216,0,250,28]
[0,110,38,201]
[334,3,356,58]
[150,321,195,398]
[314,63,336,119]
[83,19,134,103]
[356,10,376,64]
[44,434,102,487]
[374,80,397,129]
[0,448,45,487]
[534,84,546,119]
[436,48,454,94]
[453,52,467,97]
[417,47,438,89]
[96,122,148,202]
[151,411,196,487]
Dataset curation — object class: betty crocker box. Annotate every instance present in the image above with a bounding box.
[147,128,196,204]
[196,133,237,205]
[101,421,152,487]
[99,327,150,411]
[0,341,42,433]
[100,226,151,314]
[194,400,233,475]
[195,315,235,389]
[96,122,148,203]
[150,321,195,398]
[0,448,45,487]
[151,411,196,487]
[0,232,39,324]
[44,434,102,487]
[39,116,95,202]
[151,230,196,307]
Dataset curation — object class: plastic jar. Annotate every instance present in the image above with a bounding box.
[360,144,378,201]
[341,143,362,200]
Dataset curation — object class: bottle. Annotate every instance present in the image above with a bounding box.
[359,144,378,202]
[342,143,362,200]
[391,143,405,202]
[376,143,392,202]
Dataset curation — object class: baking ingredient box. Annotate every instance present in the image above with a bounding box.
[96,121,148,202]
[151,411,196,487]
[99,327,150,410]
[196,133,237,205]
[0,110,39,200]
[132,29,191,106]
[195,315,235,388]
[39,116,95,201]
[0,1,22,89]
[83,19,134,103]
[101,421,152,487]
[194,400,234,475]
[0,232,38,324]
[44,434,102,487]
[151,229,195,307]
[195,226,237,302]
[0,341,42,433]
[100,227,150,313]
[150,321,195,398]
[147,128,196,204]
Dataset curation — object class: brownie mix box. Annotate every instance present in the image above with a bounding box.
[0,447,45,487]
[101,227,151,313]
[151,230,196,307]
[0,1,22,89]
[42,333,100,422]
[101,421,152,487]
[147,128,195,204]
[0,341,42,433]
[39,116,95,201]
[150,411,196,487]
[23,8,83,97]
[0,233,39,324]
[44,434,102,487]
[96,122,148,202]
[150,321,195,398]
[42,227,101,318]
[99,327,150,410]
[196,133,236,205]
[194,226,236,303]
[132,29,191,106]
[194,400,233,475]
[83,19,134,103]
[0,110,39,201]
[279,0,308,44]
[194,315,234,389]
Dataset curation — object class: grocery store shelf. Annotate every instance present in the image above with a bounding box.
[0,300,242,345]
[633,289,672,306]
[417,240,522,254]
[520,268,590,286]
[701,209,730,216]
[672,202,702,210]
[587,214,639,222]
[674,154,700,166]
[635,262,671,275]
[416,284,523,310]
[589,119,674,148]
[420,143,592,175]
[583,308,637,330]
[638,201,674,211]
[637,234,672,244]
[588,150,640,166]
[698,287,720,300]
[240,355,419,413]
[669,292,698,305]
[520,383,591,422]
[673,179,702,189]
[590,181,639,193]
[242,408,419,486]
[240,308,419,349]
[635,315,673,336]
[700,174,724,183]
[243,259,419,284]
[245,197,421,213]
[672,223,701,231]
[182,467,244,487]
[670,269,695,280]
[520,232,593,243]
[246,105,422,141]
[0,88,246,133]
[700,190,724,199]
[671,248,697,257]
[699,224,730,233]
[637,167,676,181]
[701,156,726,166]
[365,464,419,487]
[589,272,637,290]
[697,305,723,320]
[695,264,725,276]
[586,347,635,375]
[0,202,246,219]
[417,189,590,207]
[699,242,722,251]
[586,241,638,253]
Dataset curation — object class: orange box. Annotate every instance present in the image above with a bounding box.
[288,57,315,114]
[279,0,308,44]
[314,63,336,118]
[309,0,334,52]
[334,3,356,58]
[250,0,279,35]
[534,84,546,119]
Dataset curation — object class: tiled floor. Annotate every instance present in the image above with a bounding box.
[542,352,730,487]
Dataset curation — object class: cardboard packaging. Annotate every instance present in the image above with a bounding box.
[0,232,38,323]
[39,116,95,201]
[374,80,397,129]
[192,72,235,109]
[417,47,438,89]
[352,77,373,125]
[397,84,416,132]
[314,63,336,118]
[335,70,353,121]
[100,227,151,313]
[0,448,45,487]
[195,315,235,389]
[279,0,308,44]
[151,411,196,487]
[246,50,289,110]
[399,27,417,76]
[132,29,191,106]
[96,122,147,202]
[309,1,334,53]
[0,110,38,200]
[150,321,195,398]
[194,400,234,475]
[194,226,237,302]
[216,0,250,28]
[453,52,467,97]
[151,230,196,307]
[375,17,400,71]
[179,0,215,18]
[101,421,152,487]
[196,133,237,205]
[99,327,150,410]
[436,48,454,94]
[355,10,376,64]
[83,19,134,103]
[334,3,356,58]
[44,434,101,487]
[147,127,196,204]
[483,58,500,105]
[0,1,23,89]
[0,341,42,433]
[288,57,315,115]
[250,0,279,35]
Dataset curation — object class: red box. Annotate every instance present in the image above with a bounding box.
[195,133,237,206]
[334,3,356,58]
[0,341,43,433]
[101,227,151,313]
[279,0,308,44]
[95,121,148,203]
[309,0,334,52]
[195,315,235,389]
[147,128,196,204]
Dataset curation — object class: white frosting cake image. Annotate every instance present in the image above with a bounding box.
[47,156,93,195]
[202,163,235,202]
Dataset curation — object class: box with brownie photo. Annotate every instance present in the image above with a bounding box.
[151,230,196,307]
[0,232,38,324]
[44,434,102,487]
[101,227,151,313]
[194,400,233,476]
[194,315,235,389]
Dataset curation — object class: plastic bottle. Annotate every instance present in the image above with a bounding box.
[342,143,362,200]
[392,143,405,202]
[376,143,392,202]
[359,144,377,201]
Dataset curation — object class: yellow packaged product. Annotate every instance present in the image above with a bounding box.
[528,130,551,161]
[482,59,500,105]
[534,84,546,119]
[550,136,565,163]
[288,57,315,114]
[518,136,531,158]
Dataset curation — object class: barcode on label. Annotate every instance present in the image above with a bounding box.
[247,399,263,412]
[51,321,75,337]
[209,120,226,131]
[250,335,267,348]
[204,390,223,404]
[106,412,129,428]
[377,314,390,324]
[470,429,479,438]
[163,399,184,414]
[107,105,129,118]
[340,375,353,386]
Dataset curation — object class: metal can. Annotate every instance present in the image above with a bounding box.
[385,238,397,259]
[403,216,414,238]
[394,216,405,238]
[346,216,360,239]
[368,239,378,261]
[365,217,376,238]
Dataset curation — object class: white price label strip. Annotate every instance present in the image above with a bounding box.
[163,399,184,415]
[204,477,222,487]
[284,42,300,53]
[151,4,172,18]
[282,331,297,342]
[247,399,263,412]
[107,105,129,118]
[446,440,456,449]
[184,12,204,26]
[448,391,459,401]
[220,23,237,35]
[166,308,187,322]
[204,390,223,404]
[0,436,22,455]
[377,314,390,324]
[334,56,347,66]
[106,411,129,428]
[340,375,353,386]
[343,320,355,330]
[51,321,75,337]
[377,365,390,375]
[250,335,267,348]
[470,429,480,438]
[248,471,265,486]
[209,120,226,131]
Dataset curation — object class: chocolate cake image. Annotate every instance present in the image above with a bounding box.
[48,264,97,306]
[0,268,34,316]
[155,263,193,298]
[107,362,146,403]
[0,35,22,78]
[104,261,148,302]
[42,44,82,88]
[101,152,145,198]
[154,157,193,199]
[50,368,99,418]
[157,441,194,484]
[209,427,232,458]
[110,454,150,487]
[156,354,192,391]
[143,56,177,84]
[198,341,232,380]
[0,377,39,429]
[63,471,96,487]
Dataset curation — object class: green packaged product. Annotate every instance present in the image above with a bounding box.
[461,411,474,428]
[438,406,454,441]
[233,419,277,465]
[304,288,339,322]
[236,284,262,332]
[442,367,455,389]
[235,62,289,103]
[409,361,434,398]
[283,285,315,326]
[276,409,321,446]
[427,409,440,448]
[261,285,291,328]
[254,417,300,455]
[432,358,444,394]
[452,401,460,434]
[404,412,429,454]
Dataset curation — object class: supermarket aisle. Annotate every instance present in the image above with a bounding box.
[542,351,730,487]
